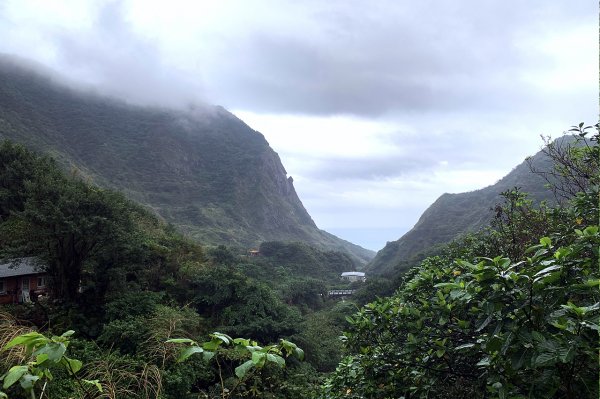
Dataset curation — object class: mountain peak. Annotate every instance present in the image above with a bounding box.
[366,145,558,275]
[0,55,374,264]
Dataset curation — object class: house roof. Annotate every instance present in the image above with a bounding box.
[341,271,365,277]
[0,259,45,278]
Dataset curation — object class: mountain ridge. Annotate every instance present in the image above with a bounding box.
[366,145,557,274]
[0,54,374,264]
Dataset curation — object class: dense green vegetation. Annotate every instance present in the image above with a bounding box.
[0,141,358,398]
[322,124,599,398]
[0,55,374,264]
[3,124,596,398]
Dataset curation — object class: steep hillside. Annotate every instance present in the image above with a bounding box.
[367,145,556,275]
[0,55,374,263]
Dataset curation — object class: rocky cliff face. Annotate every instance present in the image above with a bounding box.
[0,55,374,263]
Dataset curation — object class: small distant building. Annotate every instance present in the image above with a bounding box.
[248,249,260,257]
[341,271,366,282]
[0,259,48,304]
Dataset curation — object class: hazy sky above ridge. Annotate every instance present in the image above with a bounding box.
[0,0,597,250]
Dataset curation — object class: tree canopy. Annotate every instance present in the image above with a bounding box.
[322,125,599,399]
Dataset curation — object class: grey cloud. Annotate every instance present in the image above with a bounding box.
[51,2,205,108]
[1,0,594,117]
[300,129,524,181]
[304,155,431,181]
[206,0,593,116]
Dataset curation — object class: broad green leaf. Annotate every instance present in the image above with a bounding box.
[531,331,545,342]
[550,320,567,330]
[554,247,572,259]
[534,271,561,285]
[581,302,600,313]
[202,351,215,362]
[178,346,204,362]
[511,349,529,370]
[561,302,586,317]
[498,258,511,269]
[407,333,417,344]
[485,336,502,353]
[35,353,49,365]
[210,332,231,345]
[455,260,476,269]
[261,344,280,356]
[558,346,576,363]
[476,357,490,367]
[534,352,555,366]
[19,374,39,390]
[584,279,600,287]
[3,366,28,389]
[525,244,543,254]
[454,343,475,351]
[235,360,254,379]
[83,379,103,393]
[233,338,250,346]
[3,333,46,351]
[449,289,464,300]
[35,342,66,362]
[534,265,561,278]
[251,351,266,366]
[433,282,460,289]
[63,357,83,374]
[539,237,552,247]
[43,369,53,380]
[266,353,285,367]
[203,340,220,351]
[476,314,493,332]
[539,339,559,352]
[280,339,295,352]
[532,248,548,259]
[245,345,262,353]
[294,347,304,361]
[500,332,514,355]
[581,321,600,331]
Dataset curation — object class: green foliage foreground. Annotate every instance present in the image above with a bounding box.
[322,125,599,399]
[0,329,304,399]
[324,229,598,398]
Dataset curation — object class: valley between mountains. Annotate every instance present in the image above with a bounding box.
[0,54,597,399]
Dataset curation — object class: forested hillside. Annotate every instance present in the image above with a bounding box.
[367,142,559,275]
[0,141,363,398]
[0,55,373,264]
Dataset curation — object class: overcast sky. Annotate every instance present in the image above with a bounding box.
[0,0,597,250]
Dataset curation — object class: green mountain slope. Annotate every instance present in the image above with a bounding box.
[0,55,374,263]
[366,146,556,275]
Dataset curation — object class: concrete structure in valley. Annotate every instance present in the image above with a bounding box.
[341,271,366,282]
